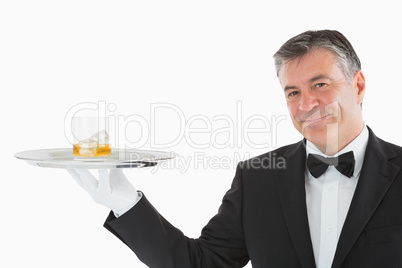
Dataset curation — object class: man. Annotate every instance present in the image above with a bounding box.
[69,30,402,267]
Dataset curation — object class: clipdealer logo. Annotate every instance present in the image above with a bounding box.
[64,100,288,172]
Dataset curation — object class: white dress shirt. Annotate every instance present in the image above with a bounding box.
[305,125,369,268]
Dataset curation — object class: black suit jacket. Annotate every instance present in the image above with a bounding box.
[104,127,402,267]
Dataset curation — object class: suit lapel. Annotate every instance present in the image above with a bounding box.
[275,141,316,268]
[331,128,400,268]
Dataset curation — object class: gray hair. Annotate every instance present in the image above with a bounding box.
[273,30,361,84]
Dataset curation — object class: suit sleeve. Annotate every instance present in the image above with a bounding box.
[103,163,249,268]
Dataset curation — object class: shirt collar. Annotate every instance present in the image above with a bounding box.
[306,125,369,178]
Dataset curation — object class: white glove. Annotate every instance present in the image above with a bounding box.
[67,168,141,216]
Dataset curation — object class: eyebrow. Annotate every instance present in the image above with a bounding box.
[284,85,298,92]
[308,74,332,84]
[283,74,333,92]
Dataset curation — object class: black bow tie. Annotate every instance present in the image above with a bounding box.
[307,151,355,178]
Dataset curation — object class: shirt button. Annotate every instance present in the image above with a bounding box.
[327,186,334,192]
[327,226,332,232]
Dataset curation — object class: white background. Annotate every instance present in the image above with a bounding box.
[1,1,402,267]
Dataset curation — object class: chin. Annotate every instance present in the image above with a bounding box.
[302,120,326,134]
[302,124,328,144]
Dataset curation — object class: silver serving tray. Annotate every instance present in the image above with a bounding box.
[15,148,174,169]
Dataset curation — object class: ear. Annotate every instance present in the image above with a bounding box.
[354,70,366,105]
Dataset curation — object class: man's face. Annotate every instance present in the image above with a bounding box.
[279,49,365,154]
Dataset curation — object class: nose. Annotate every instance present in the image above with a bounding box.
[299,91,319,112]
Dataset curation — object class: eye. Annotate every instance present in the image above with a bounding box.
[287,91,299,98]
[315,83,326,88]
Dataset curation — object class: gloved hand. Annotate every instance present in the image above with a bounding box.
[67,168,141,217]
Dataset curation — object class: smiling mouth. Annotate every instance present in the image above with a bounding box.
[303,115,329,124]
